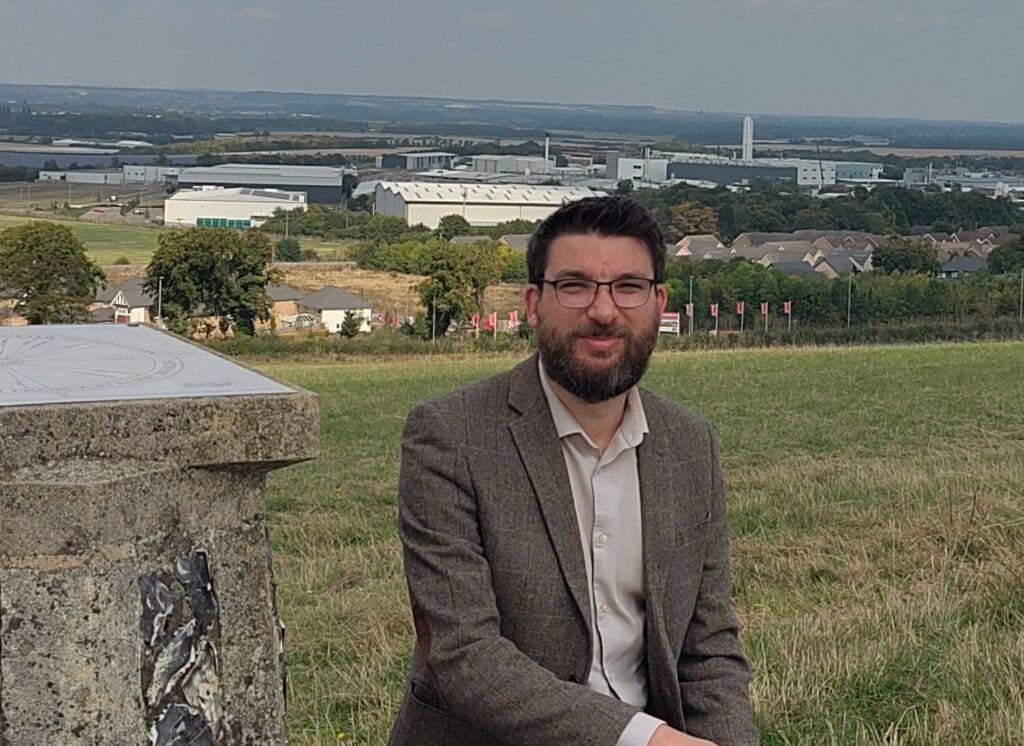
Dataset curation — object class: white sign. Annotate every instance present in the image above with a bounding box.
[658,312,681,335]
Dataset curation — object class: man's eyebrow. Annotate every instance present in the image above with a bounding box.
[549,270,651,280]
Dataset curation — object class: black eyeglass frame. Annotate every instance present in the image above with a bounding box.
[540,277,658,309]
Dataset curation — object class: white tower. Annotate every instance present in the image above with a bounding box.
[742,115,754,162]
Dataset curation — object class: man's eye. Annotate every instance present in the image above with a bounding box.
[558,281,592,293]
[614,281,647,294]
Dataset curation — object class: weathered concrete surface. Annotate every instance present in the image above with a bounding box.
[0,325,318,745]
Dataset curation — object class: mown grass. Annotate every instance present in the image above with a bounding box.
[262,343,1024,745]
[0,213,356,265]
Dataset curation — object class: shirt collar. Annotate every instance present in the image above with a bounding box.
[538,358,649,448]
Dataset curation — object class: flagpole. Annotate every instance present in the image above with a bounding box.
[765,306,769,333]
[846,275,853,329]
[688,276,694,335]
[1018,267,1023,323]
[739,306,744,334]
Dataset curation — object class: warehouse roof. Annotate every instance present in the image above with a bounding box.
[376,181,602,205]
[178,163,345,187]
[166,187,306,203]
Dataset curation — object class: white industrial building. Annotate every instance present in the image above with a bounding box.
[174,163,353,203]
[605,153,669,185]
[164,187,306,228]
[374,182,602,229]
[38,170,123,185]
[471,155,555,175]
[123,165,180,184]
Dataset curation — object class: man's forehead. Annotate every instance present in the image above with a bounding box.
[546,232,653,271]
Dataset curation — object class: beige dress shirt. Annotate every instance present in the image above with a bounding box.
[539,361,665,746]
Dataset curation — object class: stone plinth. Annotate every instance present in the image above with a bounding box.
[0,325,319,745]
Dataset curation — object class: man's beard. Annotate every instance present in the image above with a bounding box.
[538,317,658,404]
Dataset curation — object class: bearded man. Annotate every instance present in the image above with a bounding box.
[390,196,758,746]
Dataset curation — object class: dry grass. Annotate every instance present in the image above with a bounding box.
[262,344,1024,745]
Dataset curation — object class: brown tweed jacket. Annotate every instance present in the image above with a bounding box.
[389,354,757,745]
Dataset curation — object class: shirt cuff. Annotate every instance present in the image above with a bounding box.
[616,712,666,746]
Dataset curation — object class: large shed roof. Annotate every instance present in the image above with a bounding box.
[377,181,602,206]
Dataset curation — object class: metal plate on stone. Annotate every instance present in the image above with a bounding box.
[0,325,292,406]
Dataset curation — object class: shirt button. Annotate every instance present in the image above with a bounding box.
[600,602,610,614]
[598,533,609,545]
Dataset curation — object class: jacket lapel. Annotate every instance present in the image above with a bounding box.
[637,394,678,606]
[507,356,592,631]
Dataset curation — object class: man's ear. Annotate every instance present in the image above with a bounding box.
[524,283,541,327]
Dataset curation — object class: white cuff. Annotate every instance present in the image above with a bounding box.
[616,712,666,746]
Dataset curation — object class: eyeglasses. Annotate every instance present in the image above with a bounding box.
[541,277,657,309]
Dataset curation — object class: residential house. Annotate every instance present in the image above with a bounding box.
[768,261,831,278]
[299,286,372,333]
[825,248,873,273]
[498,234,532,252]
[674,234,725,257]
[939,255,988,279]
[96,277,156,324]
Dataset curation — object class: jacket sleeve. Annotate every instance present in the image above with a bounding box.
[676,423,759,745]
[398,401,640,745]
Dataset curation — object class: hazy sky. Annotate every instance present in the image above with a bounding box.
[2,0,1023,122]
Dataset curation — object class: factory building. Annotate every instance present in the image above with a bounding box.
[174,164,352,204]
[164,187,306,228]
[471,155,555,175]
[376,152,457,171]
[374,182,602,229]
[835,163,884,181]
[605,153,669,185]
[122,165,180,184]
[38,170,123,185]
[666,158,836,187]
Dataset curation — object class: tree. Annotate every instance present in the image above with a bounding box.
[415,241,506,337]
[616,179,634,195]
[338,311,364,338]
[145,228,279,336]
[987,237,1024,275]
[872,237,941,276]
[275,236,301,262]
[435,214,472,240]
[0,221,104,324]
[669,202,719,239]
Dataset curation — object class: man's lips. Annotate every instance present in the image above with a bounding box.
[579,335,623,351]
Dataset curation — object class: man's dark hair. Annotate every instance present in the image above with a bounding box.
[526,195,666,286]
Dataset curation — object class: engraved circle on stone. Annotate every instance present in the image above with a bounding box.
[0,332,184,394]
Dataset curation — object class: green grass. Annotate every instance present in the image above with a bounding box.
[0,213,357,265]
[0,213,161,264]
[262,344,1024,745]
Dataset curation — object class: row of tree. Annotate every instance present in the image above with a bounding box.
[663,257,1024,328]
[631,183,1023,241]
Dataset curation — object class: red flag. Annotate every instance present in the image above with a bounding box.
[470,313,479,329]
[710,303,719,318]
[484,311,497,330]
[736,301,745,315]
[685,303,693,317]
[760,302,768,316]
[389,314,398,327]
[783,301,792,315]
[508,309,519,328]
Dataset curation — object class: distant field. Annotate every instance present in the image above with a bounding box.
[0,213,161,264]
[263,343,1024,745]
[0,213,359,267]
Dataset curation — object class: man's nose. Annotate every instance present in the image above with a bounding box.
[587,284,619,323]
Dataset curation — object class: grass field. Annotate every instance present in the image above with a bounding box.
[0,212,357,266]
[261,343,1024,745]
